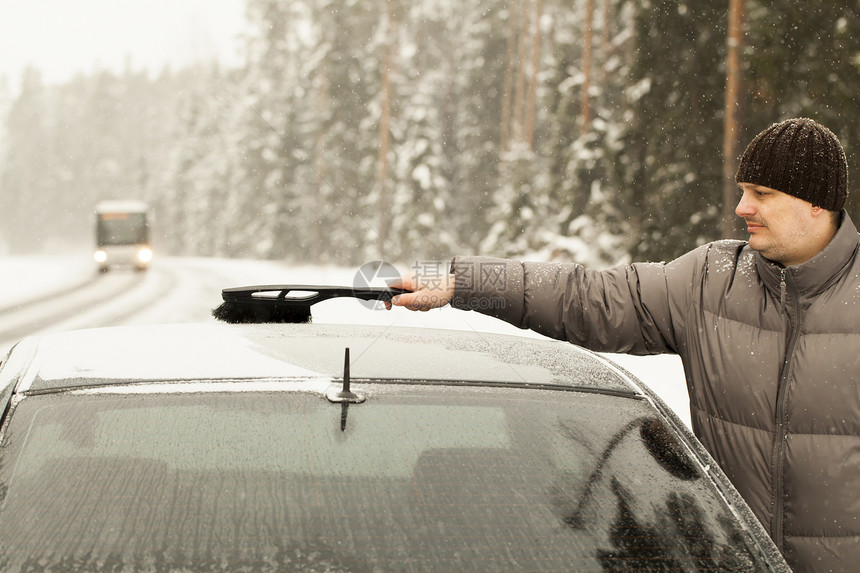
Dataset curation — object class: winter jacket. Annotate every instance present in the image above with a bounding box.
[450,212,860,573]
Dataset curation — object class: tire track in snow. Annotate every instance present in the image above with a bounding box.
[0,273,102,317]
[0,272,146,351]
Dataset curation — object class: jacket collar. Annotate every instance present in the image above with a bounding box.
[755,211,860,300]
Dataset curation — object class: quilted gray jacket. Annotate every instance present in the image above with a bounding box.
[450,213,860,572]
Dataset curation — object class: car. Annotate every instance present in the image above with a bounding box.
[0,297,790,571]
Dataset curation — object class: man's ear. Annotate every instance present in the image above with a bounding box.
[811,205,839,229]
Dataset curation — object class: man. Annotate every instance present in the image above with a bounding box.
[389,118,858,572]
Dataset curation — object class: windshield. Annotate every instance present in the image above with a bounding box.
[96,212,148,246]
[0,386,768,572]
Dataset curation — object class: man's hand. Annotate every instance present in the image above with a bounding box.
[386,271,456,311]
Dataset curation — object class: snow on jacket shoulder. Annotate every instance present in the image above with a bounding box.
[450,214,860,573]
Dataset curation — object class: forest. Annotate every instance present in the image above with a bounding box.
[1,0,858,268]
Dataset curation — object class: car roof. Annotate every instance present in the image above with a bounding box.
[3,323,641,396]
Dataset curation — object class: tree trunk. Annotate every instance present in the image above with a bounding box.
[377,3,395,258]
[524,0,543,148]
[512,0,531,146]
[500,2,520,153]
[601,0,611,57]
[599,0,612,84]
[313,73,329,261]
[722,0,746,239]
[580,0,595,129]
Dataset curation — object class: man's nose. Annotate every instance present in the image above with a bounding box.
[735,191,753,218]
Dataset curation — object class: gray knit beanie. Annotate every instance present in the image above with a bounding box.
[735,118,848,212]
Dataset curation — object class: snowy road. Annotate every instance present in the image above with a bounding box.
[0,255,354,353]
[0,270,141,347]
[0,255,690,427]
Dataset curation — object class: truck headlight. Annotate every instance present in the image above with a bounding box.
[94,250,107,263]
[137,248,153,264]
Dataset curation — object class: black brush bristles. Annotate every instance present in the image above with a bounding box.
[212,299,312,323]
[211,285,409,324]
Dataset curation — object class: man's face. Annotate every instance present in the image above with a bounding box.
[735,183,830,266]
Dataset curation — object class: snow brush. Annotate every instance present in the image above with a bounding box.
[211,285,409,324]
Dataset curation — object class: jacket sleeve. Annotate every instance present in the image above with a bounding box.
[449,254,685,355]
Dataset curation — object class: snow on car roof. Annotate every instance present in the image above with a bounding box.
[9,323,640,395]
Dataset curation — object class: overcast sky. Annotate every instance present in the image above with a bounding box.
[0,0,246,94]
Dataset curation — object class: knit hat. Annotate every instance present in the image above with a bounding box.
[735,117,849,211]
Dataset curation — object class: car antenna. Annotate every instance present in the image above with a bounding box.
[325,348,365,431]
[327,348,365,402]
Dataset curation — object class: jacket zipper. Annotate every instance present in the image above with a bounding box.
[772,267,799,548]
[779,269,787,307]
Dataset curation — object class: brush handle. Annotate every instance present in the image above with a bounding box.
[220,285,410,306]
